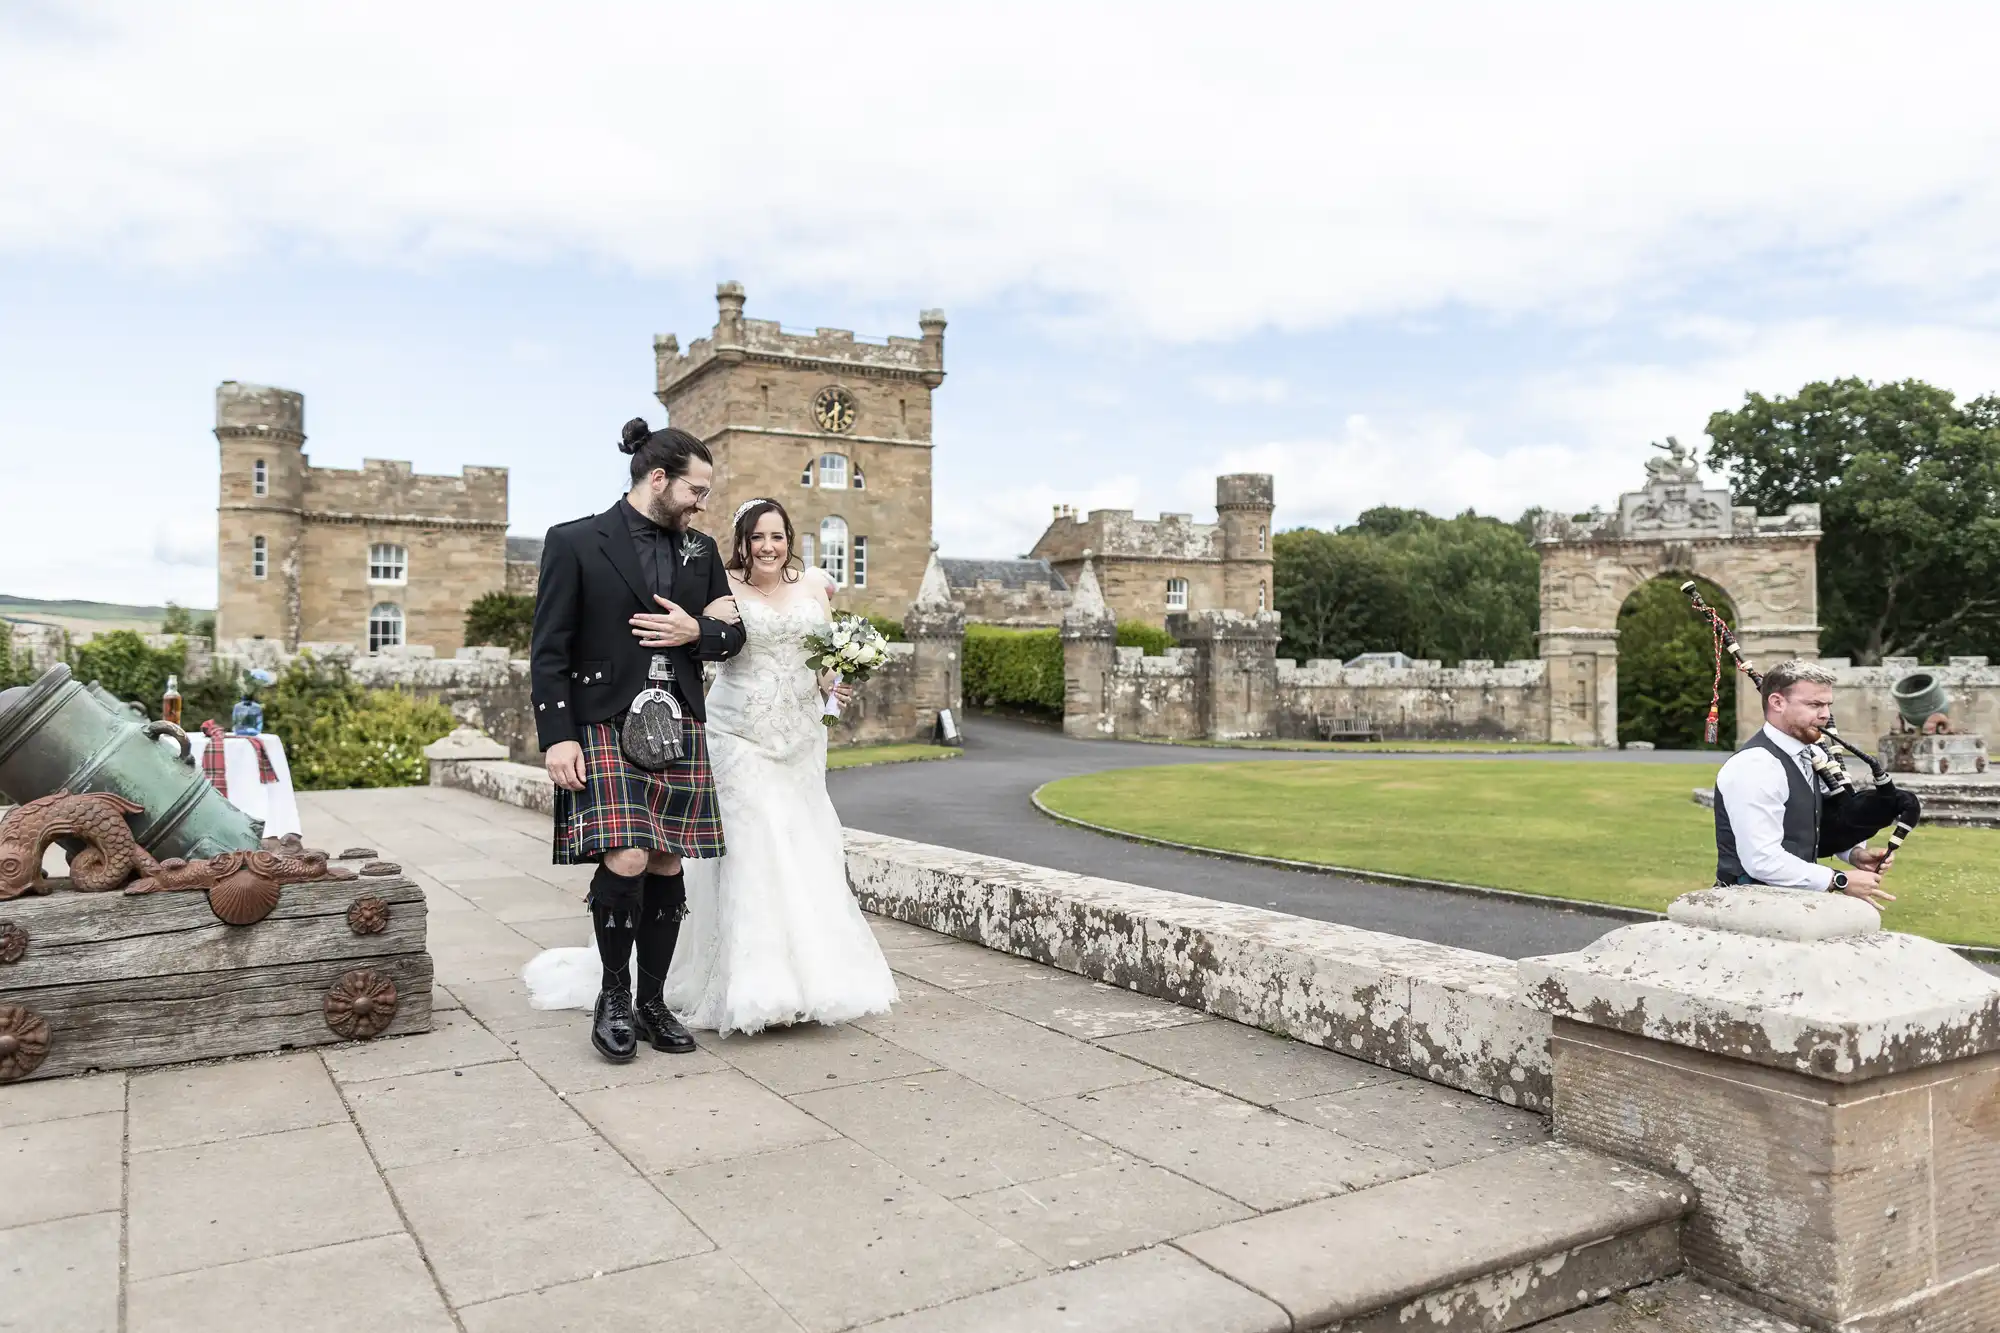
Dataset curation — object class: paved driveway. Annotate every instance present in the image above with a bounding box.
[831,717,1721,959]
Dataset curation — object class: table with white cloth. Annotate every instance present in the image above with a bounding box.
[184,731,304,840]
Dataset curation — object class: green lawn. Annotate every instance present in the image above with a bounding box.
[1145,738,1584,754]
[828,743,962,770]
[1036,760,2000,949]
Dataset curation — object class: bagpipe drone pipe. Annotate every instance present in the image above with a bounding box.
[1681,583,1922,864]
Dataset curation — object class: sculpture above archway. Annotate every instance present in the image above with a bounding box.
[1534,440,1821,747]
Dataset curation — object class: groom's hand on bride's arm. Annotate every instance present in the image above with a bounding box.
[629,596,701,647]
[546,741,586,791]
[701,595,740,624]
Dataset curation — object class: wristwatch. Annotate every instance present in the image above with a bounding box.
[1830,871,1849,894]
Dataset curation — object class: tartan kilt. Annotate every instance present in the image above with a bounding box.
[552,718,726,864]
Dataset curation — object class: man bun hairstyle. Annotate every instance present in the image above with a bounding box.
[619,418,712,484]
[1762,658,1837,707]
[727,498,801,582]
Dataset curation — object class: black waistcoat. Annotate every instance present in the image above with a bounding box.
[1715,729,1823,885]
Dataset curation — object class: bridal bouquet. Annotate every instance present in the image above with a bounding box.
[803,612,892,726]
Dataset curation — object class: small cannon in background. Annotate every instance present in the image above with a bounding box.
[1883,670,1988,774]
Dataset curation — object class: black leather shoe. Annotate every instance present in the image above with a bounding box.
[633,998,698,1054]
[592,989,638,1063]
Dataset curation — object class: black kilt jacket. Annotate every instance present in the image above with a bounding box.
[529,501,746,751]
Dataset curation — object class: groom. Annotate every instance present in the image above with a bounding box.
[530,418,745,1062]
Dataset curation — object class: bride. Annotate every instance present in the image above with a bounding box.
[523,498,898,1035]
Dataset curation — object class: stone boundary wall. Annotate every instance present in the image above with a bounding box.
[841,830,1550,1110]
[428,747,1553,1109]
[1275,657,1550,741]
[1099,647,1201,739]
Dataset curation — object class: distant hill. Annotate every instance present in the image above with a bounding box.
[0,595,212,637]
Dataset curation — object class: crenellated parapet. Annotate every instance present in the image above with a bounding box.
[656,282,946,398]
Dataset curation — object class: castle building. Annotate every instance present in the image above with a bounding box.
[213,382,515,655]
[655,283,945,615]
[1026,475,1276,628]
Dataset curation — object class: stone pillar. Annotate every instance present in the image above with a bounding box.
[903,546,965,738]
[1540,629,1618,747]
[1168,609,1281,741]
[1060,553,1116,739]
[1522,889,2000,1329]
[1735,625,1825,745]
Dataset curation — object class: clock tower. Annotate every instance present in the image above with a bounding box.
[654,283,945,616]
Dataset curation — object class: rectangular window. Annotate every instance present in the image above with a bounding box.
[1165,577,1188,610]
[252,535,267,579]
[818,453,848,489]
[801,533,816,567]
[1258,523,1266,552]
[252,460,267,496]
[851,536,867,588]
[368,543,408,584]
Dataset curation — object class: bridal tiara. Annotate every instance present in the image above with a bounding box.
[732,497,773,524]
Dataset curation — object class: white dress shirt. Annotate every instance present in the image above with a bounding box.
[1714,723,1865,891]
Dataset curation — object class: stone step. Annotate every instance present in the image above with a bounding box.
[1174,1142,1693,1332]
[1521,1275,1806,1330]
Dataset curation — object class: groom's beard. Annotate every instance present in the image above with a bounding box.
[645,491,698,532]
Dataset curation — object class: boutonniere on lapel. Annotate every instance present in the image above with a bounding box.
[679,533,706,567]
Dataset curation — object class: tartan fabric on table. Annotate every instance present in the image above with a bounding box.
[552,718,726,864]
[198,720,280,794]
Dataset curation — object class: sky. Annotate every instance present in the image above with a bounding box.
[6,1,2000,609]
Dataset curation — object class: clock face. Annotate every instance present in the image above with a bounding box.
[812,385,857,434]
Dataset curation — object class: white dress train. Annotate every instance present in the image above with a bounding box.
[521,582,898,1035]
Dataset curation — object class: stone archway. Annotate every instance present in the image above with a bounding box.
[1534,441,1822,747]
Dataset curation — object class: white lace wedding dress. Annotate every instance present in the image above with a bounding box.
[521,579,898,1035]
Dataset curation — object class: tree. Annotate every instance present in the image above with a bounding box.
[1273,511,1540,666]
[1705,378,2000,662]
[1272,528,1407,663]
[161,602,195,634]
[1617,576,1736,749]
[464,592,536,655]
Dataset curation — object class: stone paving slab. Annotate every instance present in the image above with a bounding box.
[0,783,1592,1332]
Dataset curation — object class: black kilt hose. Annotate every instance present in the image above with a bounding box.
[552,720,726,864]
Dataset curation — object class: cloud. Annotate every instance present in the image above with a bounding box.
[153,518,215,568]
[5,3,2000,338]
[934,471,1145,560]
[1194,375,1289,405]
[1207,414,1606,532]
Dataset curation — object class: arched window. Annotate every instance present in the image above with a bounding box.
[252,459,267,496]
[1165,577,1189,610]
[799,458,814,487]
[819,516,849,586]
[852,466,866,490]
[367,603,404,653]
[252,535,268,579]
[368,543,407,584]
[818,453,848,490]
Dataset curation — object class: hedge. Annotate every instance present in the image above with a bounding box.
[1115,620,1176,656]
[962,625,1063,714]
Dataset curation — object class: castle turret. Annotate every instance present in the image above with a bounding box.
[1216,473,1275,614]
[214,382,307,648]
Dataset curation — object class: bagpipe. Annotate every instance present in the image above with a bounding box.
[1681,582,1921,864]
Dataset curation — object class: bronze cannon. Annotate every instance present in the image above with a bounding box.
[0,663,263,862]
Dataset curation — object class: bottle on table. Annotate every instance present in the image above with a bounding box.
[161,674,182,727]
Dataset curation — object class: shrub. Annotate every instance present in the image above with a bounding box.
[0,623,41,690]
[261,655,454,790]
[962,626,1063,714]
[865,614,906,643]
[176,665,258,732]
[69,631,186,719]
[1115,620,1175,656]
[465,591,535,655]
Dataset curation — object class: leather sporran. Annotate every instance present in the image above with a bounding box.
[620,655,686,770]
